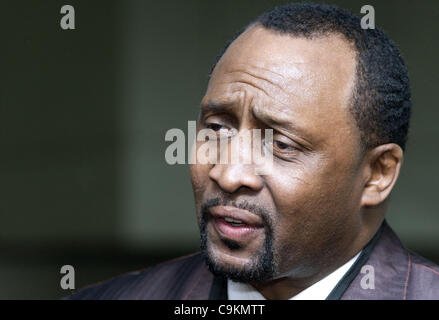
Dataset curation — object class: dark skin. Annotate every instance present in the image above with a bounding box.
[190,25,403,300]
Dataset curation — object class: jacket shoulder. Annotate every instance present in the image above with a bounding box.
[342,221,439,300]
[63,252,210,300]
[406,250,439,299]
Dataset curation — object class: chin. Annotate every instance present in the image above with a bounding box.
[201,234,277,283]
[209,240,255,267]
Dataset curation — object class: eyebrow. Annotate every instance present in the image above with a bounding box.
[200,100,234,114]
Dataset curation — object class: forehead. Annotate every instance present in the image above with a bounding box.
[204,26,359,149]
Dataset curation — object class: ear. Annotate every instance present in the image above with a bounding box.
[360,143,404,207]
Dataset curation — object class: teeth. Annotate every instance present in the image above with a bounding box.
[224,217,244,224]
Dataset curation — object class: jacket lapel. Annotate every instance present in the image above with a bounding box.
[181,260,216,300]
[340,220,410,299]
[208,276,228,300]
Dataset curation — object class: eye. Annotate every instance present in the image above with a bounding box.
[206,123,223,131]
[205,121,236,138]
[273,139,296,153]
[265,133,300,160]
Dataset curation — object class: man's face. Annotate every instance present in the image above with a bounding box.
[190,26,366,283]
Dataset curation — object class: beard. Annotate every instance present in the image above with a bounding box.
[199,197,277,283]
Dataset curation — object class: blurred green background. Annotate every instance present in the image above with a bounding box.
[0,0,438,299]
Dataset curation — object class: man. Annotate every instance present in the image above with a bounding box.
[66,3,439,299]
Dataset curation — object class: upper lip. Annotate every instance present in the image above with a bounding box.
[209,206,264,227]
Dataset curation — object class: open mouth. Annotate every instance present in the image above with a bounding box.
[209,206,265,242]
[223,217,247,227]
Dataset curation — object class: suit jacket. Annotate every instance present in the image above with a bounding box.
[65,220,439,300]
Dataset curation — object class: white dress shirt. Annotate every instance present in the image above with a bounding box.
[227,251,362,300]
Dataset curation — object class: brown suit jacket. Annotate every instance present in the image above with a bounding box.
[65,221,439,299]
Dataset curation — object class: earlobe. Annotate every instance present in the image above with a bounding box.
[360,143,403,207]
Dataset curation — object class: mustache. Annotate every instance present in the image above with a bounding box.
[200,197,272,228]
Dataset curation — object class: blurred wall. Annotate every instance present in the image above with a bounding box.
[0,0,438,298]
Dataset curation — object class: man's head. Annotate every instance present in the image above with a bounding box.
[190,3,411,286]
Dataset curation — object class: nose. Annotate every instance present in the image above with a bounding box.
[208,130,264,193]
[209,163,264,193]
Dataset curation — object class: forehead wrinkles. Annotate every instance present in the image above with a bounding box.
[211,58,324,109]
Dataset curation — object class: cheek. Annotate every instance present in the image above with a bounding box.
[265,164,321,215]
[263,168,310,244]
[190,163,211,206]
[267,159,361,242]
[264,164,360,270]
[265,161,354,235]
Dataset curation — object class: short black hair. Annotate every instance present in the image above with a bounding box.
[209,2,411,151]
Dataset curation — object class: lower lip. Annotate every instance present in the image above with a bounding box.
[212,217,264,242]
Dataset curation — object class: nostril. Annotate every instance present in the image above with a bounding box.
[209,163,264,194]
